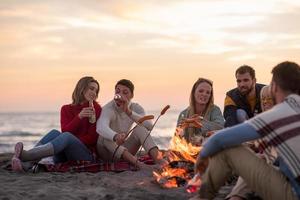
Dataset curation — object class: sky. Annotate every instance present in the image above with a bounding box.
[0,0,299,112]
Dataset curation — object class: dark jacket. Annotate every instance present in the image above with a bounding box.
[223,83,265,127]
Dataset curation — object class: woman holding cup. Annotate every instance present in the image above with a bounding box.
[11,76,102,172]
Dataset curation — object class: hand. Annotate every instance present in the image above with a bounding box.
[178,118,189,129]
[78,107,95,119]
[178,117,202,129]
[119,99,131,115]
[114,95,131,115]
[194,156,209,175]
[175,127,184,137]
[114,133,126,145]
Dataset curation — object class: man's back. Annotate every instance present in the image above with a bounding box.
[247,94,300,193]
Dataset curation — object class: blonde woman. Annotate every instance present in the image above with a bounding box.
[11,76,102,172]
[177,78,224,145]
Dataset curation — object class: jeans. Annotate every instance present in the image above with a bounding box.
[36,129,93,163]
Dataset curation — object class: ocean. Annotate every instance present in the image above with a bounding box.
[0,110,181,153]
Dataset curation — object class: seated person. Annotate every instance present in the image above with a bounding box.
[224,65,265,127]
[11,76,102,172]
[96,79,167,170]
[177,78,224,145]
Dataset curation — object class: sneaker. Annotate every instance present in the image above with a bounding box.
[11,142,24,172]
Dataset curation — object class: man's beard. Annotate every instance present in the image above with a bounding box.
[239,85,254,96]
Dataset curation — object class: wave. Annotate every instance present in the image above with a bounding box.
[0,131,43,137]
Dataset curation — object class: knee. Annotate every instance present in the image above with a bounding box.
[212,146,246,163]
[49,129,61,135]
[132,126,148,138]
[61,132,77,142]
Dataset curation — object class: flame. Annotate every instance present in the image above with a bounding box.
[153,128,202,189]
[169,133,201,163]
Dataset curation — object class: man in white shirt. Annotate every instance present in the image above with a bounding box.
[96,79,167,169]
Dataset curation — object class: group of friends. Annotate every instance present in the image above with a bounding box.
[11,61,300,200]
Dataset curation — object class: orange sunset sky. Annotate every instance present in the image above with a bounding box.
[0,0,299,112]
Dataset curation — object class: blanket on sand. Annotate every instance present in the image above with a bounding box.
[3,155,154,173]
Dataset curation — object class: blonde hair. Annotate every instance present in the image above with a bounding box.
[260,85,274,112]
[188,78,214,118]
[72,76,99,105]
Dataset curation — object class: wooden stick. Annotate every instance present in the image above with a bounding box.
[125,115,154,138]
[137,105,170,159]
[111,114,154,161]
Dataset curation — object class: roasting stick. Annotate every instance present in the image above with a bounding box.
[111,115,154,161]
[125,115,154,139]
[136,105,170,162]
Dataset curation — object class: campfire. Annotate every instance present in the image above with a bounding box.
[153,121,202,190]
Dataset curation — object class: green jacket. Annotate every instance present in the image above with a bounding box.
[176,105,224,143]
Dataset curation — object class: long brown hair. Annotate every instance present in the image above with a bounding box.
[72,76,99,105]
[188,78,214,119]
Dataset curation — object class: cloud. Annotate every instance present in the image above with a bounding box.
[0,0,299,63]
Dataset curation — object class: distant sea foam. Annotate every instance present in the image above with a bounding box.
[0,110,180,153]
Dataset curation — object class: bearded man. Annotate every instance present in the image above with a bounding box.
[223,65,265,127]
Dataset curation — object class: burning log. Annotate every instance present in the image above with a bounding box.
[168,160,194,174]
[153,157,197,188]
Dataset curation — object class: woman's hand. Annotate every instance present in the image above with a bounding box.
[78,107,95,119]
[175,127,184,137]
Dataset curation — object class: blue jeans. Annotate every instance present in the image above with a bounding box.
[36,129,94,163]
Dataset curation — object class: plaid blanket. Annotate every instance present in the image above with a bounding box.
[39,155,155,173]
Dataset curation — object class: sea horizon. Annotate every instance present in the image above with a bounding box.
[0,110,181,153]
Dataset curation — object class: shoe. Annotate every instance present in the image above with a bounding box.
[11,142,24,172]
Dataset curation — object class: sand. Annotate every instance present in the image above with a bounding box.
[0,153,193,200]
[0,153,233,200]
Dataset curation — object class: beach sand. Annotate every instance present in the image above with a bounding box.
[0,153,232,200]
